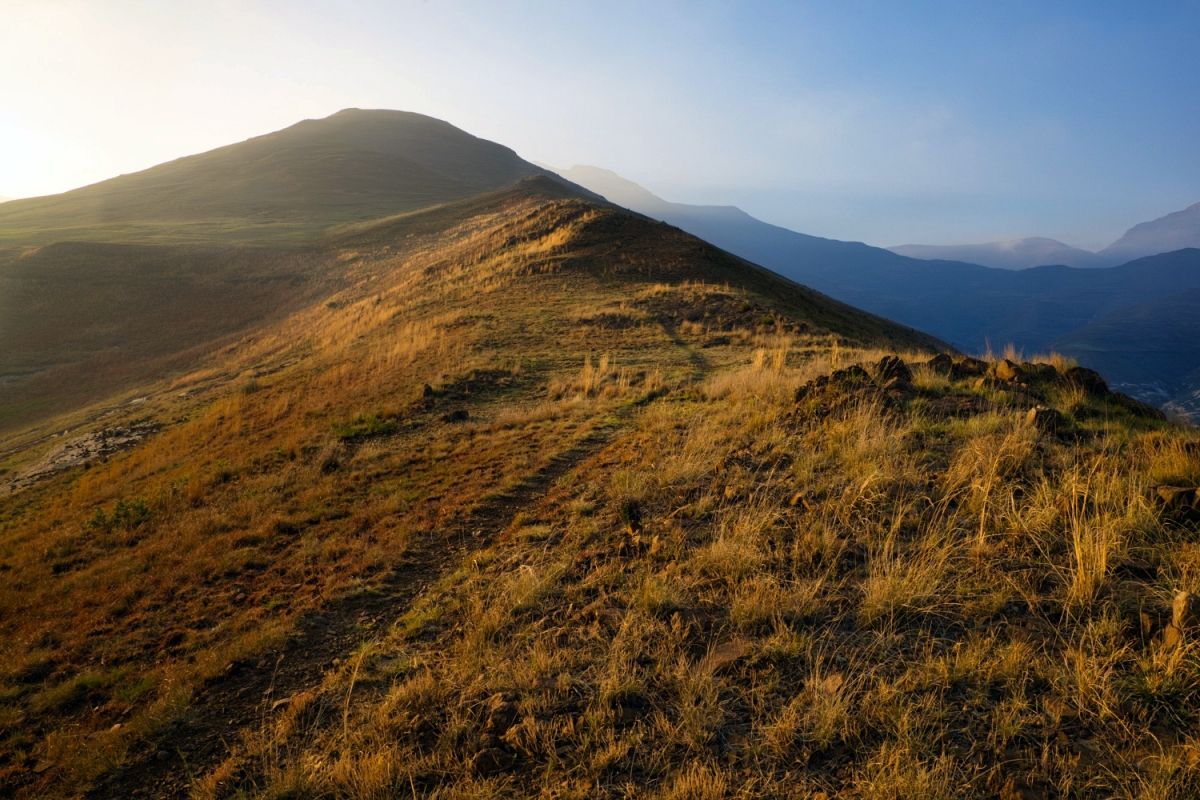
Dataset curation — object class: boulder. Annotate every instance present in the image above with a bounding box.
[1064,366,1108,395]
[832,364,871,386]
[993,359,1027,383]
[951,357,989,379]
[925,353,954,376]
[874,355,912,389]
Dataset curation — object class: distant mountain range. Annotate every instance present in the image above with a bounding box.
[557,165,1200,419]
[890,202,1200,269]
[890,237,1106,269]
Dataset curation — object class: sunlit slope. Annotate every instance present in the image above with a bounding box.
[0,178,942,798]
[0,109,572,245]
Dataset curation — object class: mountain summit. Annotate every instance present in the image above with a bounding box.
[0,109,574,244]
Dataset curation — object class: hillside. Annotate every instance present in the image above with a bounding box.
[558,167,1200,418]
[1052,286,1200,414]
[1,116,1197,800]
[0,112,596,436]
[0,109,577,245]
[3,175,1197,800]
[0,176,953,798]
[890,237,1105,270]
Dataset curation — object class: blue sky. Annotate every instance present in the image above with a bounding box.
[2,0,1197,247]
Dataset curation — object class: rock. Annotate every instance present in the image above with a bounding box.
[1026,405,1066,434]
[874,356,912,389]
[993,359,1027,383]
[1064,366,1108,395]
[951,357,989,378]
[831,364,871,386]
[422,383,436,398]
[924,353,954,376]
[441,409,469,423]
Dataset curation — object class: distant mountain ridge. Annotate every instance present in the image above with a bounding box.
[556,165,1200,418]
[1101,201,1200,263]
[890,237,1106,269]
[890,202,1200,269]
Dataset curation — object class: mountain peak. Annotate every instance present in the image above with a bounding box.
[0,110,557,245]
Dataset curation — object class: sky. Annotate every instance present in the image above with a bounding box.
[2,0,1198,248]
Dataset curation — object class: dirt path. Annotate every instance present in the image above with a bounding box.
[86,413,631,800]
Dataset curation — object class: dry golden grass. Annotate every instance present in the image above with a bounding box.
[1,189,1197,799]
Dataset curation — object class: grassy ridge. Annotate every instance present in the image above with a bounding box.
[0,187,932,797]
[0,185,1195,799]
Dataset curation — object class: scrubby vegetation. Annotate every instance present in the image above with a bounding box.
[1,184,1197,799]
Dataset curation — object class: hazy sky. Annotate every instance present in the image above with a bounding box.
[2,1,1198,248]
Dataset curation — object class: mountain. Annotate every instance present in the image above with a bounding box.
[890,200,1200,268]
[0,124,945,799]
[0,112,602,434]
[1100,200,1200,263]
[558,166,1200,417]
[1,112,1196,800]
[0,109,583,245]
[889,236,1105,269]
